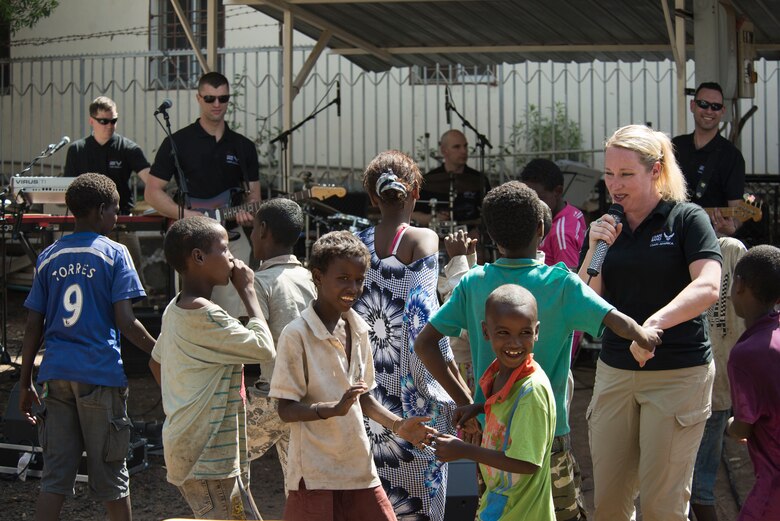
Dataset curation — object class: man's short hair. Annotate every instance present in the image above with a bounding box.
[734,245,780,305]
[694,82,724,99]
[308,231,370,275]
[65,173,118,218]
[482,181,544,251]
[164,216,225,274]
[255,198,304,249]
[519,158,564,191]
[198,72,229,91]
[89,96,117,117]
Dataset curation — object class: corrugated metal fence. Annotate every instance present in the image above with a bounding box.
[1,47,778,193]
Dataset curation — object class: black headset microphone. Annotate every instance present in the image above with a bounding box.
[586,203,624,278]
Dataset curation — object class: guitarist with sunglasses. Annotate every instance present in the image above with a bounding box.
[146,72,261,318]
[673,82,746,236]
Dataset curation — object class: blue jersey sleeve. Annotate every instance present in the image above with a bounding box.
[111,244,146,303]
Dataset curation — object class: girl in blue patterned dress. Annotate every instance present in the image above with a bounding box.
[354,150,465,521]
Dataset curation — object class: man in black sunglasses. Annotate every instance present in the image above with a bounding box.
[672,82,745,236]
[146,71,260,318]
[64,96,152,284]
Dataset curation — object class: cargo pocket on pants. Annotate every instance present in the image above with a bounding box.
[179,480,215,518]
[105,415,132,462]
[669,405,710,462]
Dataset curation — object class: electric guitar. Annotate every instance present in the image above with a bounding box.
[703,199,762,223]
[189,185,346,225]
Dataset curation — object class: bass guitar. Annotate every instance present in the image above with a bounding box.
[703,199,762,223]
[189,185,346,225]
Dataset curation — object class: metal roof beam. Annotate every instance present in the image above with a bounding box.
[225,0,394,63]
[293,29,332,99]
[169,0,210,72]
[230,0,484,3]
[332,44,695,55]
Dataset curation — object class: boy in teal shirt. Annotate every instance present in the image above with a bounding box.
[434,284,556,521]
[415,181,661,521]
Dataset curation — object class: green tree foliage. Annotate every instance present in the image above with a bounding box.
[0,0,60,33]
[506,102,583,165]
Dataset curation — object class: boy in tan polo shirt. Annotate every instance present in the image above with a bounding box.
[270,231,436,520]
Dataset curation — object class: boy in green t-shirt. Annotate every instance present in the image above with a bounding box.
[434,283,556,521]
[415,181,661,521]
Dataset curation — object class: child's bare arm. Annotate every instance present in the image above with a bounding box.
[433,433,540,474]
[603,309,662,352]
[415,324,473,407]
[277,383,368,423]
[114,299,156,354]
[231,259,264,320]
[149,359,162,386]
[18,311,45,425]
[727,416,753,441]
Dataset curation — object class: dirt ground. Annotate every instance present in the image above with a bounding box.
[0,287,755,521]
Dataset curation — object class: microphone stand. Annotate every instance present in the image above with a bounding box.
[0,186,16,367]
[154,108,188,297]
[270,96,339,194]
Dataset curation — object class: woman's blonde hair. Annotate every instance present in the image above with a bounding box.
[605,124,688,202]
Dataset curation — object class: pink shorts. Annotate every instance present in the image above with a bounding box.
[284,478,396,521]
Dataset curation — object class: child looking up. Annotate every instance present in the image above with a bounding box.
[151,216,275,520]
[435,284,555,521]
[270,231,436,521]
[18,173,156,521]
[727,244,780,521]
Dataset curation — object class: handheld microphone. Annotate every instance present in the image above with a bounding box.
[336,81,341,118]
[445,88,451,125]
[586,203,624,277]
[154,98,173,115]
[48,136,70,156]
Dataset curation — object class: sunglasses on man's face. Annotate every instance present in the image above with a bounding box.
[93,117,118,125]
[201,94,231,104]
[694,99,724,111]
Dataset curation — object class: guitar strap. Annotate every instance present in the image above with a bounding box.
[694,141,722,201]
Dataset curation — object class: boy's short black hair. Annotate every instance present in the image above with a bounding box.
[541,201,552,238]
[164,216,225,274]
[485,283,538,319]
[65,173,119,218]
[519,158,564,191]
[734,245,780,305]
[482,181,544,251]
[255,198,304,248]
[308,231,370,274]
[694,82,723,98]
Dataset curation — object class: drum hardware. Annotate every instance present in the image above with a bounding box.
[327,213,372,233]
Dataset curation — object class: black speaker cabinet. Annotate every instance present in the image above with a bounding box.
[2,382,44,445]
[444,458,479,521]
[120,307,162,376]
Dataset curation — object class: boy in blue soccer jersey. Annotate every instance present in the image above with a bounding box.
[18,173,156,521]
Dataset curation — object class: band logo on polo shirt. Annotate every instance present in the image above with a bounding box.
[226,153,240,166]
[649,230,676,247]
[109,160,123,170]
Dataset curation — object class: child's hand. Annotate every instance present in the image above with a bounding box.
[230,259,255,291]
[431,433,467,462]
[330,383,369,417]
[18,385,41,426]
[444,229,476,257]
[396,416,437,447]
[452,403,483,427]
[629,341,655,368]
[636,325,663,352]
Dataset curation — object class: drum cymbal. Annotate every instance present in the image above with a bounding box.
[421,170,485,194]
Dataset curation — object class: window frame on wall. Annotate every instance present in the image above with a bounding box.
[410,63,498,86]
[148,0,225,90]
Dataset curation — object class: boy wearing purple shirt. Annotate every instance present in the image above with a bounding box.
[727,244,780,521]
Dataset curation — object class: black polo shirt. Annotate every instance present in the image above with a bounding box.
[580,200,722,371]
[418,164,491,223]
[64,134,150,214]
[672,133,745,208]
[150,119,259,203]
